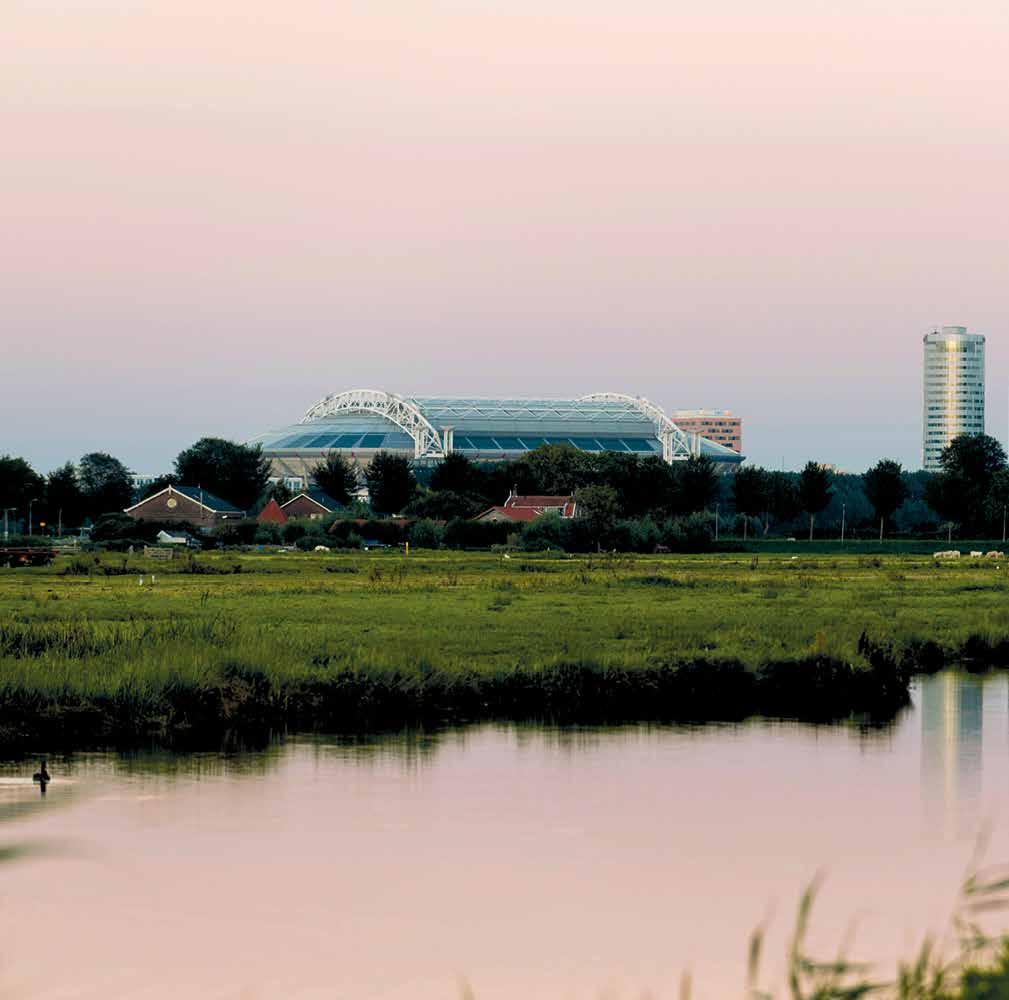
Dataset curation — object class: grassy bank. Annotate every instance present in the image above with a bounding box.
[2,549,1009,748]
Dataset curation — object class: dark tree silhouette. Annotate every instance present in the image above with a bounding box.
[365,451,416,515]
[731,466,769,539]
[45,462,85,532]
[798,462,833,541]
[79,452,134,519]
[174,438,271,511]
[862,459,909,540]
[925,434,1007,536]
[311,452,358,505]
[0,456,45,531]
[676,455,719,514]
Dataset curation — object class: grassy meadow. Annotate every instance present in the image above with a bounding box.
[1,547,1008,746]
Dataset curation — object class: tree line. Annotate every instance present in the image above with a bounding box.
[2,432,1007,543]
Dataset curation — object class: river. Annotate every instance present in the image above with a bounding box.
[0,671,1006,999]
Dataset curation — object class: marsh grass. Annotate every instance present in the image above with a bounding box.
[1,551,1009,747]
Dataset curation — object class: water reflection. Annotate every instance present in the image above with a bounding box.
[3,674,1009,999]
[921,671,984,839]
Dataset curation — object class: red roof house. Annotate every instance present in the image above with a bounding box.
[257,499,288,525]
[472,492,577,524]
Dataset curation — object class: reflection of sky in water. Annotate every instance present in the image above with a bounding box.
[4,678,1009,998]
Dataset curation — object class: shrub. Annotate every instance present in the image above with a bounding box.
[443,519,513,549]
[61,558,93,576]
[282,522,307,543]
[408,519,444,549]
[254,524,281,545]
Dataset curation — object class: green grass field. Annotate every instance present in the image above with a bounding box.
[1,548,1007,746]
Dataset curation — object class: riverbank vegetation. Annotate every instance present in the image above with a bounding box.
[738,858,1009,999]
[2,550,1009,748]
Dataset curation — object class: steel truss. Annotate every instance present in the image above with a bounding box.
[576,393,695,462]
[301,389,445,459]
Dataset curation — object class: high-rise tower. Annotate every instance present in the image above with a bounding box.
[922,326,985,471]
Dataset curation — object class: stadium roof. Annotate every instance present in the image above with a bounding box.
[252,390,742,465]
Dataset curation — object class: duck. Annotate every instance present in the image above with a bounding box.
[32,758,50,784]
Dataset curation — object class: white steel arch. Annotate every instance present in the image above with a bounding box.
[301,389,445,459]
[576,392,696,463]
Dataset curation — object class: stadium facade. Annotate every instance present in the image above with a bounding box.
[252,390,744,486]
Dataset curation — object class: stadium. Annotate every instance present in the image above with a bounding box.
[252,390,744,485]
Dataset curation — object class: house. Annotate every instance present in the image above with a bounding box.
[473,492,577,524]
[257,499,288,526]
[124,485,245,530]
[280,488,342,520]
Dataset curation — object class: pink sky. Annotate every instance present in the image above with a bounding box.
[4,0,1009,472]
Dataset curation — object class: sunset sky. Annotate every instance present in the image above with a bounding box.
[5,0,1008,473]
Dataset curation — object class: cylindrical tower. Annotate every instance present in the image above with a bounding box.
[922,326,985,471]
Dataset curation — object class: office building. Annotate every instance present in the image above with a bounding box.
[922,326,985,471]
[668,410,742,453]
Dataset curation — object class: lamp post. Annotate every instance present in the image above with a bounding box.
[2,508,15,543]
[27,498,38,538]
[840,503,846,545]
[1003,505,1006,545]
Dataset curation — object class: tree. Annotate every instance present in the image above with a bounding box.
[266,480,293,506]
[311,452,358,506]
[430,453,484,497]
[731,466,769,539]
[798,462,833,541]
[365,451,416,515]
[925,434,1007,536]
[985,468,1009,541]
[862,459,909,540]
[403,490,482,520]
[79,452,134,519]
[0,456,45,530]
[408,519,444,549]
[765,472,800,532]
[174,438,271,511]
[520,444,595,495]
[676,455,719,514]
[139,474,178,502]
[45,462,85,533]
[574,484,621,549]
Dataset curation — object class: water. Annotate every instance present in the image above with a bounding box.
[0,671,1007,999]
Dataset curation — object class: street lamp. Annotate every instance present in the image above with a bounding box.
[840,503,846,545]
[27,498,39,538]
[2,508,15,543]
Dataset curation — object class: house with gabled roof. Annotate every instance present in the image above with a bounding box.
[472,491,577,524]
[280,488,342,520]
[257,499,288,526]
[124,485,245,530]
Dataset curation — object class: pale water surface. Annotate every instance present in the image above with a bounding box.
[0,671,1007,999]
